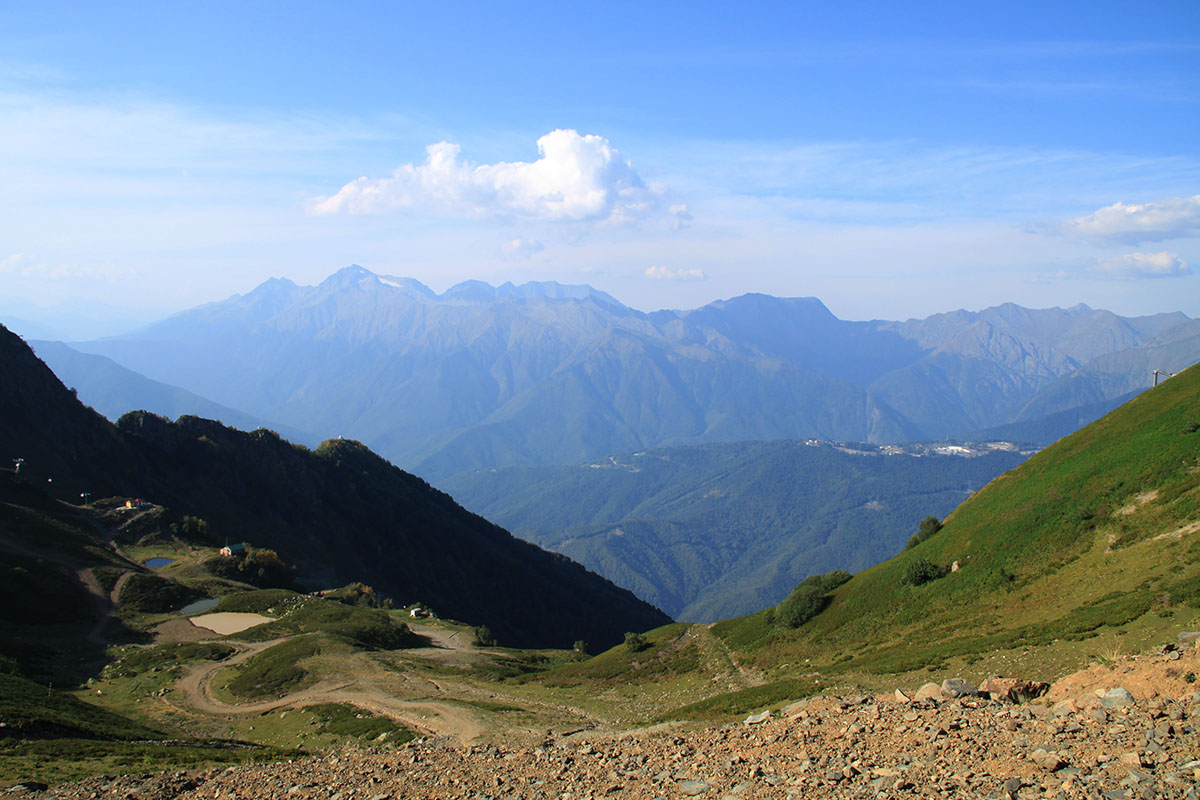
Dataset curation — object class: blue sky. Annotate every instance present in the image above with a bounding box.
[1,0,1198,336]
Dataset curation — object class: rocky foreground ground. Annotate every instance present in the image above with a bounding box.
[26,644,1200,800]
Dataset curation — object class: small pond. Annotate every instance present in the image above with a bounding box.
[144,557,174,569]
[177,597,219,615]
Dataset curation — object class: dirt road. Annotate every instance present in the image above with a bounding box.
[172,630,556,743]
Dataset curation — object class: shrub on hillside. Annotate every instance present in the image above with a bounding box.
[903,557,948,586]
[624,632,650,653]
[473,625,497,647]
[775,587,826,628]
[325,582,393,609]
[906,516,944,550]
[774,570,853,629]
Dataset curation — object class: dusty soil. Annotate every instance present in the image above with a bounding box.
[153,617,215,643]
[1046,642,1200,706]
[188,612,275,635]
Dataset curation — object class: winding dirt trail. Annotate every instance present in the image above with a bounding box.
[694,623,764,688]
[174,632,510,743]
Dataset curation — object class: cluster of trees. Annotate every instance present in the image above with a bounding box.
[325,582,393,609]
[203,546,295,589]
[473,625,497,647]
[169,515,209,541]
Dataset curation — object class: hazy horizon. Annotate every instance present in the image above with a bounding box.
[5,262,1197,343]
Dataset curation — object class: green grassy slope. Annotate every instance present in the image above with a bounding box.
[713,361,1200,676]
[0,672,161,740]
[0,672,288,787]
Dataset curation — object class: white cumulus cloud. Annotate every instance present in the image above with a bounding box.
[1095,251,1191,279]
[310,129,658,223]
[644,265,707,281]
[1063,194,1200,242]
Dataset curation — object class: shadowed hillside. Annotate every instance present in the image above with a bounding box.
[0,324,669,650]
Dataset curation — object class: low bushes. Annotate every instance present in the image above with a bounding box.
[773,570,852,629]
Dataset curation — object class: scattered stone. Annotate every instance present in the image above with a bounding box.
[30,645,1200,800]
[1103,689,1137,709]
[914,682,944,702]
[1053,698,1078,715]
[940,678,977,698]
[676,779,710,795]
[894,688,910,703]
[744,710,770,725]
[1031,748,1068,771]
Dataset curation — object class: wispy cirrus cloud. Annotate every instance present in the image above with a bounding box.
[1061,194,1200,242]
[644,265,706,281]
[1095,251,1191,279]
[310,129,661,224]
[0,252,135,280]
[1037,251,1192,283]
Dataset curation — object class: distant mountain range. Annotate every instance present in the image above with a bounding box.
[30,340,317,446]
[0,324,669,649]
[444,440,1029,621]
[58,265,1199,480]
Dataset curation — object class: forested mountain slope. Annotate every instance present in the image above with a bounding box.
[0,324,669,649]
[446,441,1028,621]
[67,266,1196,479]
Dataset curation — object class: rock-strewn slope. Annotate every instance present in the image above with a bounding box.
[33,645,1200,799]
